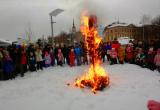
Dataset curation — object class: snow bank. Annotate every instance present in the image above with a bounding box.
[0,64,160,110]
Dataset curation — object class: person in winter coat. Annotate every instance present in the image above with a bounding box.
[3,52,14,80]
[54,45,59,65]
[65,46,70,65]
[147,47,156,70]
[35,48,43,70]
[135,48,146,67]
[28,52,36,72]
[110,48,118,65]
[49,48,55,66]
[62,45,67,64]
[69,48,75,67]
[20,49,27,77]
[0,49,3,80]
[118,46,125,64]
[112,40,119,51]
[74,45,82,66]
[125,44,134,63]
[105,42,112,62]
[154,49,160,72]
[101,43,106,62]
[12,47,21,77]
[57,49,64,66]
[44,51,51,67]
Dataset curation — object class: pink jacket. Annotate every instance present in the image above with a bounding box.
[45,54,51,65]
[110,50,117,58]
[154,54,160,66]
[58,49,64,61]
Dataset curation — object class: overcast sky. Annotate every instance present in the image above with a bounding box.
[0,0,160,41]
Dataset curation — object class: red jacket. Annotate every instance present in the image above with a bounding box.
[69,51,75,66]
[126,46,133,60]
[112,43,120,52]
[21,52,27,65]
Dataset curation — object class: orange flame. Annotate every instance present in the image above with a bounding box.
[75,13,109,93]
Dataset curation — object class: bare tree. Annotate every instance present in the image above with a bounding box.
[152,15,160,25]
[140,14,152,25]
[59,31,68,37]
[24,22,36,43]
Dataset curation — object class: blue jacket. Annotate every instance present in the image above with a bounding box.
[105,45,112,50]
[3,58,14,74]
[74,47,82,57]
[29,56,36,65]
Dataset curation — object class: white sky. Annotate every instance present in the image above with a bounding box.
[0,0,160,41]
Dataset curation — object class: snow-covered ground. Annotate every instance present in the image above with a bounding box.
[0,64,160,110]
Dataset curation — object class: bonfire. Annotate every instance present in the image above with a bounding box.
[74,13,109,94]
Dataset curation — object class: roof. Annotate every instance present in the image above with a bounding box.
[104,21,137,32]
[107,21,128,28]
[0,38,12,46]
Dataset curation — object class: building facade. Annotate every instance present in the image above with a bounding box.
[104,22,160,42]
[104,22,142,42]
[142,25,160,42]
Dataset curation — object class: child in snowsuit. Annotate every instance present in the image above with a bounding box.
[28,52,36,72]
[35,48,43,70]
[57,49,64,66]
[147,47,156,71]
[106,42,112,62]
[74,46,82,66]
[110,48,118,65]
[0,49,4,80]
[125,44,134,63]
[118,46,125,64]
[154,49,160,72]
[135,48,146,67]
[69,48,75,67]
[20,49,27,77]
[49,48,55,66]
[44,51,51,68]
[3,52,14,80]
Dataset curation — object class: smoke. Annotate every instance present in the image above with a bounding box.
[81,0,109,25]
[59,0,109,25]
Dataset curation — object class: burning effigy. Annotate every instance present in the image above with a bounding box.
[74,13,110,94]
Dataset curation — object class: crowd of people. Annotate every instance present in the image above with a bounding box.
[0,39,160,80]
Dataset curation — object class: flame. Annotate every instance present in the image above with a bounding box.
[75,13,109,93]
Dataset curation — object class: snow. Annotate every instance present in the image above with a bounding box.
[0,64,160,110]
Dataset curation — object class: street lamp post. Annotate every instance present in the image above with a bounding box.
[49,9,64,37]
[50,15,56,37]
